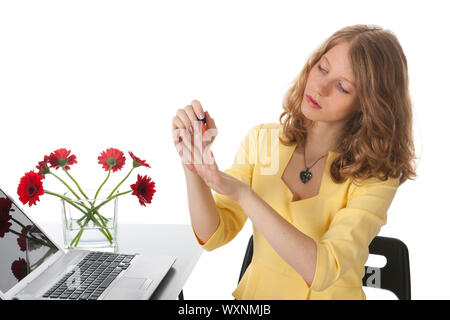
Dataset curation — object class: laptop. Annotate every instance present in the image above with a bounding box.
[0,187,176,300]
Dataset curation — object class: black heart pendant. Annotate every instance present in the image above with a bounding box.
[300,169,312,184]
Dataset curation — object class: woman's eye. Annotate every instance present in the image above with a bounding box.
[339,84,349,94]
[319,64,349,94]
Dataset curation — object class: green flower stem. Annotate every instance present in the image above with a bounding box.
[73,190,129,242]
[75,204,111,234]
[107,167,134,199]
[77,215,87,224]
[50,172,81,200]
[90,168,114,240]
[44,190,111,242]
[9,229,50,247]
[70,214,113,247]
[10,218,46,242]
[62,170,110,237]
[71,202,114,244]
[71,217,90,247]
[74,232,83,247]
[44,190,88,215]
[95,168,111,200]
[30,248,57,268]
[58,168,111,228]
[49,172,97,224]
[97,213,107,226]
[93,190,132,213]
[47,173,105,226]
[94,214,113,242]
[63,168,89,200]
[71,228,83,246]
[10,217,28,231]
[74,210,113,243]
[87,209,113,241]
[91,213,113,242]
[46,166,123,246]
[44,185,114,246]
[71,216,111,247]
[76,206,108,225]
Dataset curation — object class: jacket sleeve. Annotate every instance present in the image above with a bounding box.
[309,175,401,292]
[191,123,264,251]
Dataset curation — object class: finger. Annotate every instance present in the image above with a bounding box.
[172,118,186,143]
[205,111,216,130]
[174,138,184,158]
[172,115,184,131]
[190,127,214,162]
[203,128,217,147]
[174,132,185,156]
[192,134,203,166]
[204,112,217,144]
[177,130,194,164]
[191,100,205,120]
[184,104,199,133]
[176,107,194,134]
[173,128,192,150]
[178,131,193,151]
[205,149,218,169]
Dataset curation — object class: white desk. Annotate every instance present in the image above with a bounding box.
[42,223,203,300]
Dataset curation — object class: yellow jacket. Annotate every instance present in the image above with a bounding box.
[191,122,400,300]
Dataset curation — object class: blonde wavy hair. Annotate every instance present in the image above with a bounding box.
[279,24,418,185]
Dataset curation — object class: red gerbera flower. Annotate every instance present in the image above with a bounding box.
[36,155,50,178]
[130,174,156,207]
[17,225,42,252]
[128,151,151,168]
[11,258,28,281]
[48,148,77,170]
[0,211,12,238]
[0,197,13,238]
[17,171,44,207]
[0,197,13,215]
[98,148,126,172]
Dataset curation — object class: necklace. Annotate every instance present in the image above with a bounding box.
[299,147,328,184]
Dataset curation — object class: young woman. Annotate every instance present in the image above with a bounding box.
[171,24,417,300]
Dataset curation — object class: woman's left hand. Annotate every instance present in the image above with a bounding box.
[200,156,249,202]
[179,127,249,202]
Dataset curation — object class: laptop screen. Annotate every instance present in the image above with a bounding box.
[0,188,59,293]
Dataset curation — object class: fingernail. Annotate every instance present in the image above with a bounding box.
[189,126,193,134]
[198,113,204,119]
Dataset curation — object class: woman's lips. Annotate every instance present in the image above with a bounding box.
[306,95,322,109]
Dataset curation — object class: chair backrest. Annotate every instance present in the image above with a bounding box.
[362,236,411,300]
[238,235,411,300]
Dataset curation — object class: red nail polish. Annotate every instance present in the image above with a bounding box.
[197,117,207,136]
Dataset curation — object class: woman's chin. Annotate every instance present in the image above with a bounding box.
[301,104,321,121]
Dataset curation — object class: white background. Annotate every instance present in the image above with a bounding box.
[0,0,448,300]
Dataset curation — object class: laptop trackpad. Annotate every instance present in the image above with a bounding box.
[103,277,153,300]
[116,277,153,290]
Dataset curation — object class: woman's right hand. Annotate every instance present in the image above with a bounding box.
[172,100,217,173]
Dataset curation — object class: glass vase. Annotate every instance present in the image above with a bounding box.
[61,191,118,251]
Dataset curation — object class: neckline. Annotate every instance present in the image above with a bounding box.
[279,144,336,204]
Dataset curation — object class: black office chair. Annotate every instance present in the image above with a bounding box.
[238,235,411,300]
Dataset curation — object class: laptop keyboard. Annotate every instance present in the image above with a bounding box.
[42,251,136,300]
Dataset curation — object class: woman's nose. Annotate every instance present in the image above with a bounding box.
[315,79,330,96]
